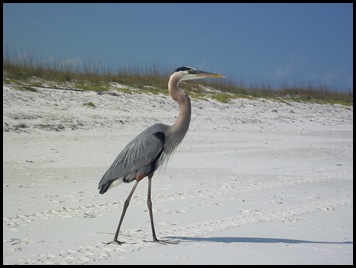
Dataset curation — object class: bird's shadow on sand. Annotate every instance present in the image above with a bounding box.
[165,236,353,245]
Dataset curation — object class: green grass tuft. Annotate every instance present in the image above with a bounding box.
[15,85,38,92]
[83,101,96,108]
[211,93,234,103]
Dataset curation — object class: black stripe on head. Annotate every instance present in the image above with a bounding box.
[174,66,196,74]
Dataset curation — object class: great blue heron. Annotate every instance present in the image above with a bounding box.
[98,66,224,244]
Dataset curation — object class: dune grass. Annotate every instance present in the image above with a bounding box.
[2,52,353,106]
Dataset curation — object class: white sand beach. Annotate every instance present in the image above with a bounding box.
[3,83,353,264]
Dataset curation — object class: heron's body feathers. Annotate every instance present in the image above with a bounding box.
[98,124,170,194]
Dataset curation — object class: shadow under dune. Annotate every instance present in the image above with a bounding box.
[165,236,353,245]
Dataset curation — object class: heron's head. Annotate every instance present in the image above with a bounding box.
[172,66,224,82]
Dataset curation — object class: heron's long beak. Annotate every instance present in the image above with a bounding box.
[195,70,224,79]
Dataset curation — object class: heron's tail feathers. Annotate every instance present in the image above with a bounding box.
[98,177,124,194]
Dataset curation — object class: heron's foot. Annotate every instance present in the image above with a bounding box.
[103,240,125,245]
[144,238,178,245]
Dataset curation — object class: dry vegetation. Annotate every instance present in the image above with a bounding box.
[3,52,353,106]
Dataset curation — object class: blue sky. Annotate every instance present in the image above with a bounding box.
[3,3,353,92]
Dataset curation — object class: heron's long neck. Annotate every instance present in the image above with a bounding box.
[168,76,191,142]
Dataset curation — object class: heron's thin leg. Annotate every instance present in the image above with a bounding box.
[145,175,178,245]
[107,180,139,245]
[147,174,159,242]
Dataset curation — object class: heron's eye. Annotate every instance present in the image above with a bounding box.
[188,69,197,74]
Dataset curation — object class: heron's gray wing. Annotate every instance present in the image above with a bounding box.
[98,124,167,193]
